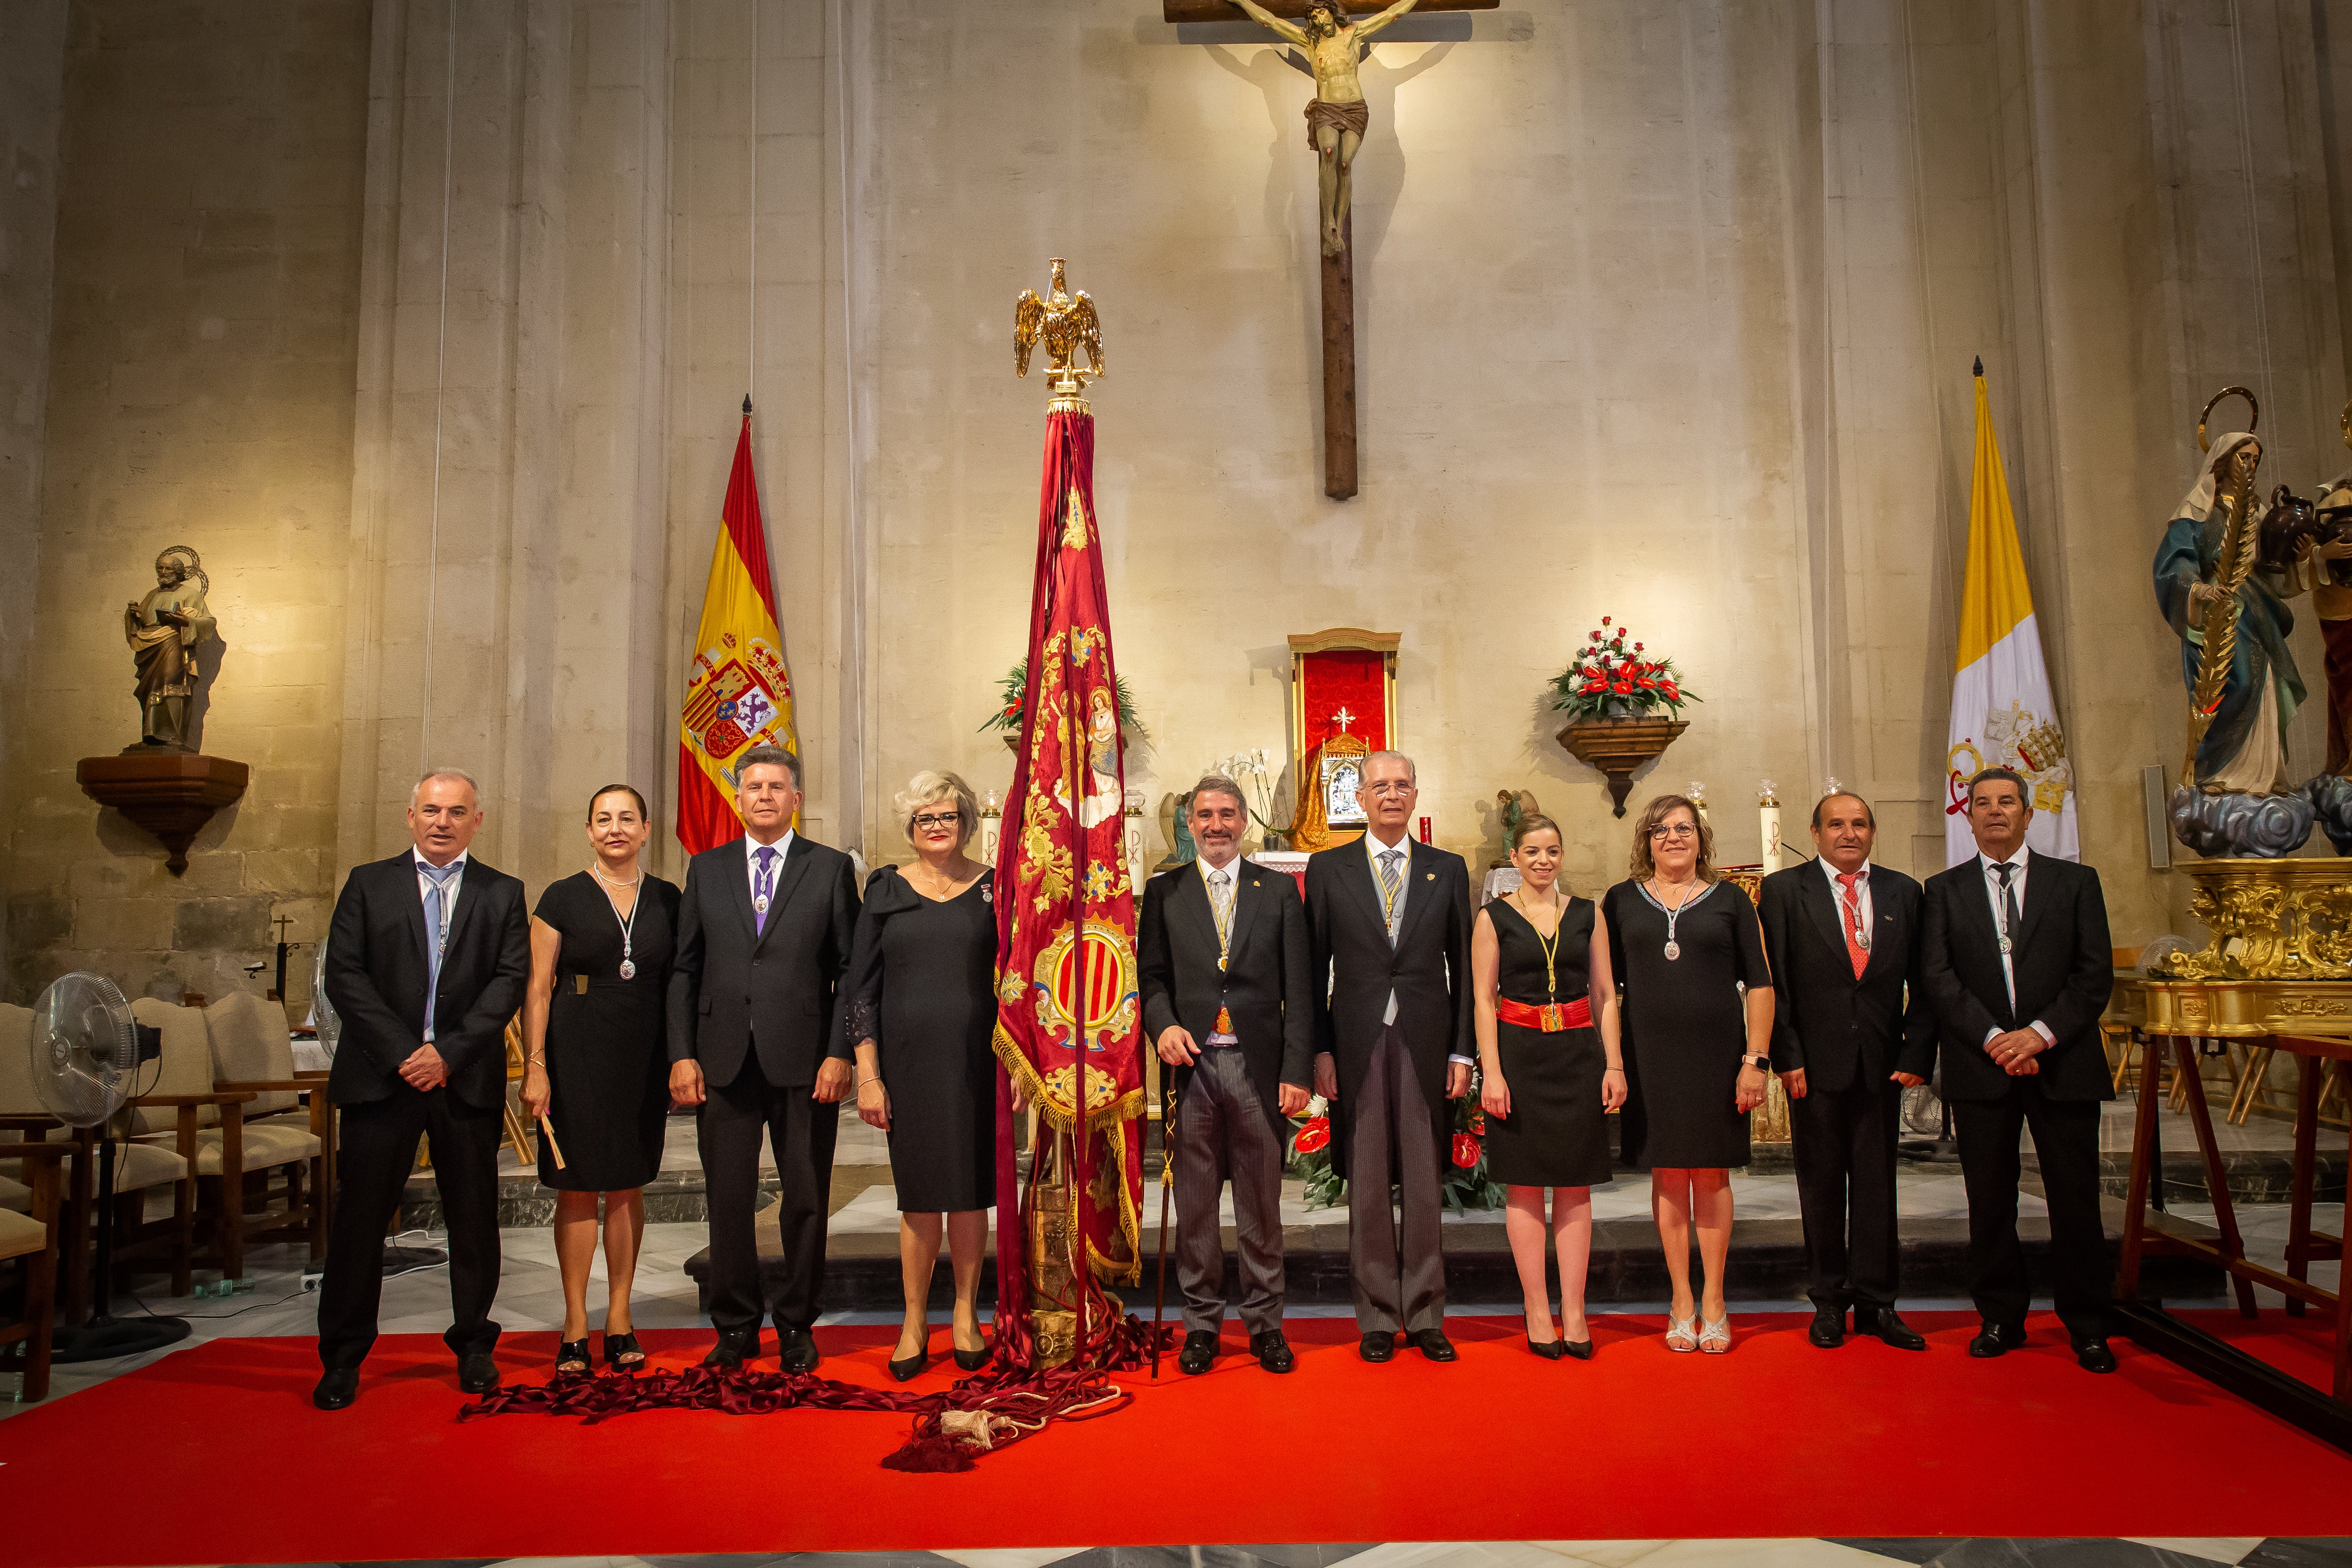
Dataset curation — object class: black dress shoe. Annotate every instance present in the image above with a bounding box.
[701,1330,758,1370]
[1358,1330,1395,1362]
[457,1352,499,1394]
[312,1367,359,1410]
[2075,1338,2118,1374]
[1807,1307,1846,1348]
[778,1328,819,1374]
[1859,1307,1928,1351]
[1968,1323,2026,1359]
[1177,1329,1219,1375]
[1251,1330,1295,1374]
[1412,1328,1457,1363]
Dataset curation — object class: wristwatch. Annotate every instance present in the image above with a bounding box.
[1742,1054,1772,1073]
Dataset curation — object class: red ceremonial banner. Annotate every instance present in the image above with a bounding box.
[990,403,1147,1369]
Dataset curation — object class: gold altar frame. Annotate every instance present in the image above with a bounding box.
[1287,628,1400,790]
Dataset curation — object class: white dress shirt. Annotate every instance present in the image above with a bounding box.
[413,847,469,1043]
[1199,851,1243,1044]
[1977,845,2055,1047]
[746,828,796,906]
[1361,830,1472,1066]
[1820,855,1874,951]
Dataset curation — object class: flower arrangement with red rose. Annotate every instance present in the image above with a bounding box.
[1284,1083,1507,1213]
[1549,615,1700,722]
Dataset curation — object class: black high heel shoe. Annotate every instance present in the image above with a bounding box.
[1561,1337,1596,1360]
[1524,1309,1566,1360]
[888,1344,931,1382]
[604,1330,644,1370]
[555,1338,592,1374]
[951,1338,991,1373]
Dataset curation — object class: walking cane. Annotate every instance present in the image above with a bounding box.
[1150,1064,1181,1379]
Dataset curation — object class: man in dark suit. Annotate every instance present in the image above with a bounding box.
[1139,775,1315,1376]
[1921,766,2118,1373]
[1305,750,1475,1363]
[668,744,859,1373]
[315,767,530,1410]
[1759,790,1935,1352]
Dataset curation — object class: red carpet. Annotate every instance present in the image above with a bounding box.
[2182,1304,2349,1391]
[2,1311,2350,1565]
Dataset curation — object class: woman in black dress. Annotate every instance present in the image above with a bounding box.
[1602,794,1774,1355]
[844,770,999,1381]
[1475,814,1625,1360]
[519,783,681,1373]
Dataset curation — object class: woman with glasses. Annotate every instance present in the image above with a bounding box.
[1602,794,1774,1354]
[842,770,1000,1379]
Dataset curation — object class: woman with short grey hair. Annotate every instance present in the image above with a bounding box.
[839,770,1000,1379]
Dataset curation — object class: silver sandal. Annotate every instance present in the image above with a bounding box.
[1665,1311,1698,1352]
[1698,1314,1732,1353]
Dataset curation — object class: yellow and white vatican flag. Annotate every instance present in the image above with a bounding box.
[1943,362,2078,865]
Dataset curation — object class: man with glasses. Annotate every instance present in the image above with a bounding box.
[668,744,860,1373]
[1304,751,1475,1362]
[1920,767,2118,1372]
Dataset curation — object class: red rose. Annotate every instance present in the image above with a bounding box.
[1451,1133,1480,1169]
[1294,1117,1331,1155]
[1601,616,1612,626]
[1635,642,1645,651]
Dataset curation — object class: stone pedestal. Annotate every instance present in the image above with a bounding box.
[75,753,249,875]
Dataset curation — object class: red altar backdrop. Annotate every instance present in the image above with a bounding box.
[1297,648,1389,755]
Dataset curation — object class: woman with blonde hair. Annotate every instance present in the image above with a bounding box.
[1474,813,1624,1359]
[840,770,1000,1379]
[1601,794,1774,1354]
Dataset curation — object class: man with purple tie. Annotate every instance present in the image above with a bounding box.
[668,745,859,1372]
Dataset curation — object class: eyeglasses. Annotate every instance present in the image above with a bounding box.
[913,812,963,831]
[1647,823,1698,841]
[1366,781,1415,798]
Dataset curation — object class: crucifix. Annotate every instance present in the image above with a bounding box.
[1180,0,1496,498]
[1332,704,1356,732]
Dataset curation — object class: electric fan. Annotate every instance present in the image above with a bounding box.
[313,937,446,1274]
[28,971,193,1361]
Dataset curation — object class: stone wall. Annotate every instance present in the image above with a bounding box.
[12,0,2352,1001]
[0,3,66,995]
[2,0,372,1004]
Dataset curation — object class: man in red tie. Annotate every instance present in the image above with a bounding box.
[1758,792,1936,1350]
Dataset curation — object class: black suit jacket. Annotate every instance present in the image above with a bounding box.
[323,851,530,1110]
[1919,850,2115,1104]
[1757,859,1934,1093]
[1304,836,1474,1160]
[666,834,860,1090]
[1138,858,1316,1146]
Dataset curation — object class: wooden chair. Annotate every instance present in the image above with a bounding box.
[0,1143,65,1403]
[198,994,333,1280]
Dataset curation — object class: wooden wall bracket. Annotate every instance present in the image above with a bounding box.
[76,753,250,875]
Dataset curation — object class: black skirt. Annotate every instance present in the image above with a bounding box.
[1482,897,1614,1188]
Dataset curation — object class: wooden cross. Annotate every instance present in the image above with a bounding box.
[1170,0,1497,498]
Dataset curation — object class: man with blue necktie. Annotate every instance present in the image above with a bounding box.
[316,768,530,1410]
[668,745,860,1372]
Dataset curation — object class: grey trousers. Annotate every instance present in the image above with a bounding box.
[1347,1025,1446,1334]
[1172,1046,1287,1336]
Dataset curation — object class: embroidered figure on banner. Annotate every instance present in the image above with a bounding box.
[1945,700,2073,819]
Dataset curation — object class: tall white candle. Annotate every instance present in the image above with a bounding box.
[1759,782,1783,874]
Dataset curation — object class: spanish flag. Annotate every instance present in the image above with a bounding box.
[678,405,798,853]
[1944,361,2078,865]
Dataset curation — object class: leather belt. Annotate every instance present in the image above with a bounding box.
[1495,995,1592,1033]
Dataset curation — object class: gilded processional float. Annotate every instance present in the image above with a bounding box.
[2108,386,2352,1444]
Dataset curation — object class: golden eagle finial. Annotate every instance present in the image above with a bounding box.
[1014,257,1104,396]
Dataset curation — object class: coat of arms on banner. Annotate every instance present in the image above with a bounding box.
[1946,700,2072,817]
[683,635,794,781]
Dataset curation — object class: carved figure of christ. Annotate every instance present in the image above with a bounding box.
[1226,0,1422,257]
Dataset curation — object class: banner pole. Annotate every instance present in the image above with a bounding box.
[1061,468,1092,1370]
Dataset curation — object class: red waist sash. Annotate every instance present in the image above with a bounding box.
[1495,995,1592,1033]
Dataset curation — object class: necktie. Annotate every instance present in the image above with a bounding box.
[1378,849,1404,946]
[752,844,778,936]
[1992,860,2020,952]
[420,860,461,1039]
[1208,867,1234,954]
[1835,870,1869,980]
